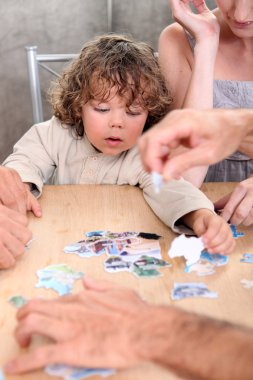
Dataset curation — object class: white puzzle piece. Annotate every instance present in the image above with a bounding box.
[168,234,204,266]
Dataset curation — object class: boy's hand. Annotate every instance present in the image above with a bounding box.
[0,167,41,217]
[184,209,235,254]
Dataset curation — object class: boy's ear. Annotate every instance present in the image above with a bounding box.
[76,105,83,118]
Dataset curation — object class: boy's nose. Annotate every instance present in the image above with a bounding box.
[109,112,125,129]
[234,1,253,22]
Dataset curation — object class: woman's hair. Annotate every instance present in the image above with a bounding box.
[49,33,172,136]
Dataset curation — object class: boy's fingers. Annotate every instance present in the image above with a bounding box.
[207,238,235,255]
[202,218,234,255]
[202,218,223,242]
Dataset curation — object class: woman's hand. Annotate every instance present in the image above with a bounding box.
[169,0,219,42]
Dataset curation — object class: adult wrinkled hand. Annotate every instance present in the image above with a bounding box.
[138,109,247,180]
[5,277,152,374]
[0,204,32,268]
[215,178,253,226]
[0,167,41,217]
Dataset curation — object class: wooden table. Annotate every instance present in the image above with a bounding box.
[0,183,252,380]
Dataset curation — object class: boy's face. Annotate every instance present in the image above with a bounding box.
[81,87,148,155]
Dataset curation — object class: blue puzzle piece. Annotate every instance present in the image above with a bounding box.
[36,264,84,296]
[240,253,253,264]
[230,225,245,239]
[45,364,115,379]
[200,251,229,266]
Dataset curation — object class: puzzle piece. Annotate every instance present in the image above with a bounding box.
[104,255,171,278]
[230,225,245,239]
[171,282,218,300]
[200,251,229,266]
[151,171,165,194]
[241,279,253,289]
[168,234,204,266]
[184,251,228,276]
[45,364,115,380]
[184,261,216,276]
[240,253,253,264]
[0,369,4,380]
[8,295,28,308]
[36,264,83,296]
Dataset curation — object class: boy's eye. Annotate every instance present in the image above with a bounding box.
[94,107,109,113]
[127,108,143,116]
[127,110,141,116]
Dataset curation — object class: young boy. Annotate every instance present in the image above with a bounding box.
[1,34,234,256]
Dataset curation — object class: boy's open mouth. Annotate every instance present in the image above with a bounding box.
[105,137,123,146]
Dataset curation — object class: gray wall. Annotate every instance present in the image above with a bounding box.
[0,0,216,161]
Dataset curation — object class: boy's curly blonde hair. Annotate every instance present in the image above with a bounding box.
[49,34,172,136]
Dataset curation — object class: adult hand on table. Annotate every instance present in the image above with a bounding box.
[0,204,32,268]
[215,178,253,226]
[0,167,41,217]
[5,277,253,380]
[5,277,151,373]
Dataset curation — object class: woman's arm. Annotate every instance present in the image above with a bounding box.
[159,0,220,110]
[159,23,193,110]
[159,0,220,186]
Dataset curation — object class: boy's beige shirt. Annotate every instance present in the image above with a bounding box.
[2,117,214,233]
